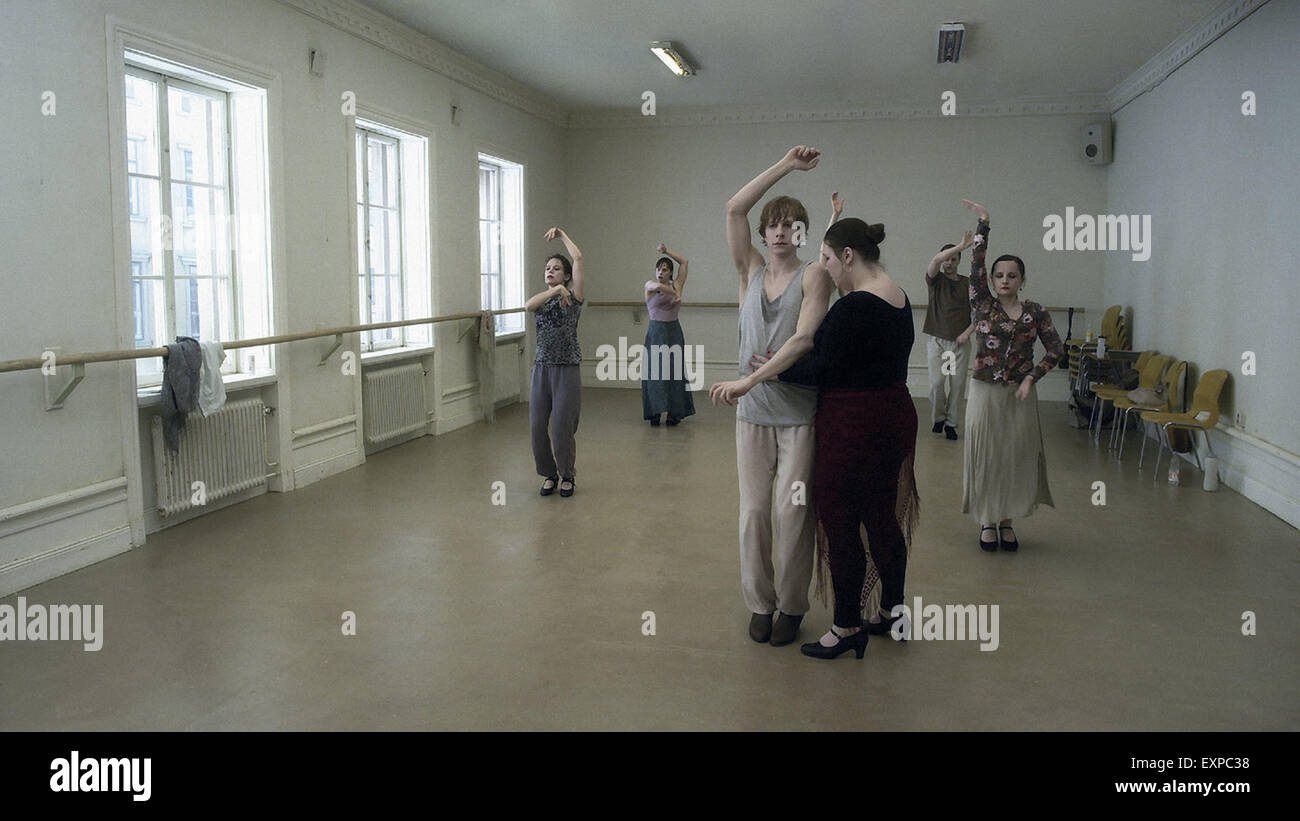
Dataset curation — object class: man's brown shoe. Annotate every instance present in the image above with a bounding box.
[748,612,773,643]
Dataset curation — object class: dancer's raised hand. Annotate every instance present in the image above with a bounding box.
[961,199,989,221]
[783,145,821,171]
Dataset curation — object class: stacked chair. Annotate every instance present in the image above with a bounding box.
[1066,306,1130,394]
[1090,350,1165,444]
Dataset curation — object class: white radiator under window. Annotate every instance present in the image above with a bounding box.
[362,363,427,447]
[151,397,268,517]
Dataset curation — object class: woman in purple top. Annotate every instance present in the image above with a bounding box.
[641,242,695,426]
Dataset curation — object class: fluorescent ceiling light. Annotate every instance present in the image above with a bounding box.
[937,23,965,64]
[650,41,694,77]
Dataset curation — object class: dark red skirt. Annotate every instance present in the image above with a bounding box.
[812,384,921,613]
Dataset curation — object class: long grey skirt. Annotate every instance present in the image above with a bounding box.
[641,319,696,421]
[962,378,1054,522]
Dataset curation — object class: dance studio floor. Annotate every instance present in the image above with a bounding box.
[2,388,1296,731]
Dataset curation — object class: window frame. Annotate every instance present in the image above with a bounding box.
[355,126,406,353]
[123,63,240,385]
[477,151,525,337]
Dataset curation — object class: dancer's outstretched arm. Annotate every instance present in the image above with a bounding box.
[725,146,821,298]
[525,283,571,312]
[926,231,973,281]
[546,227,584,302]
[825,191,844,235]
[657,242,689,299]
[962,199,991,305]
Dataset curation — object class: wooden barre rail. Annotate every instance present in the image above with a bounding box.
[1,301,1086,374]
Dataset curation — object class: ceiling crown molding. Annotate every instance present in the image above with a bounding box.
[274,0,568,128]
[1107,0,1271,112]
[567,95,1111,130]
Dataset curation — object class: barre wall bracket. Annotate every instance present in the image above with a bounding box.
[319,334,344,366]
[45,362,86,411]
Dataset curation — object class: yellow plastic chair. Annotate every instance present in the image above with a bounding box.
[1139,369,1229,482]
[1114,359,1184,459]
[1090,350,1162,444]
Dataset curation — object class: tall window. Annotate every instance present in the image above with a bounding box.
[478,154,524,335]
[123,55,272,387]
[354,120,430,352]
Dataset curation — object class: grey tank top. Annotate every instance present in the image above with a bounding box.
[737,263,818,426]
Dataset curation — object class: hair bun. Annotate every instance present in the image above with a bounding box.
[865,223,885,244]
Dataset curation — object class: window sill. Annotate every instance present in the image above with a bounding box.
[137,372,278,408]
[495,332,525,344]
[360,345,435,367]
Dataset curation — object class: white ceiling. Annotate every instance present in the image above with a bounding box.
[356,0,1222,111]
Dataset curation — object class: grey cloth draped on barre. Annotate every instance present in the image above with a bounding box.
[161,336,202,452]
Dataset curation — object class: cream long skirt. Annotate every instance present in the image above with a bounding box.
[962,378,1055,523]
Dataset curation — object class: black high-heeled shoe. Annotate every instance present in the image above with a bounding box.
[540,475,559,496]
[979,524,999,552]
[866,612,908,641]
[800,626,868,660]
[998,524,1019,552]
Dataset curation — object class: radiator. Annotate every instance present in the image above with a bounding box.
[151,397,268,517]
[362,363,427,447]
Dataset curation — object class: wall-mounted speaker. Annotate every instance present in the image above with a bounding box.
[1082,121,1112,165]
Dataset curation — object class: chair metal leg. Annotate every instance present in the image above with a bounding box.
[1118,409,1131,459]
[1152,429,1164,482]
[1138,420,1148,468]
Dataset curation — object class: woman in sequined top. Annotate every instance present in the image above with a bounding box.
[524,227,585,498]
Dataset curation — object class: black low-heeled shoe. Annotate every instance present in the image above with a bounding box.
[559,477,575,498]
[866,613,908,641]
[540,475,559,496]
[800,627,868,660]
[999,525,1019,552]
[979,524,999,552]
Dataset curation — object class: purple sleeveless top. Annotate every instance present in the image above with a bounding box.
[645,282,681,322]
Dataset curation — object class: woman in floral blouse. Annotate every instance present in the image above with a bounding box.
[525,227,585,498]
[960,199,1064,551]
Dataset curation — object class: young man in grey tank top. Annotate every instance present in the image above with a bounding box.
[713,146,833,647]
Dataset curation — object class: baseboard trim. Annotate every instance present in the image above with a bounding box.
[293,448,365,488]
[0,479,133,598]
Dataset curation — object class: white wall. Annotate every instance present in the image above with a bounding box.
[0,0,565,597]
[1105,0,1299,524]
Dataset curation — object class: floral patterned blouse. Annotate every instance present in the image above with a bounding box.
[969,219,1064,385]
[534,293,583,365]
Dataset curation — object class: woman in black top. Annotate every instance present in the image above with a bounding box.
[711,218,919,660]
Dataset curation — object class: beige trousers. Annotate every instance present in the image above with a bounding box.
[926,335,972,427]
[736,420,816,616]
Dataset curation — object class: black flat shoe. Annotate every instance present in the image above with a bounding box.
[945,424,958,441]
[666,416,681,426]
[748,612,773,643]
[999,525,1019,552]
[800,627,868,660]
[932,421,945,434]
[649,416,660,426]
[559,477,575,498]
[979,525,999,552]
[770,613,803,646]
[540,475,559,496]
